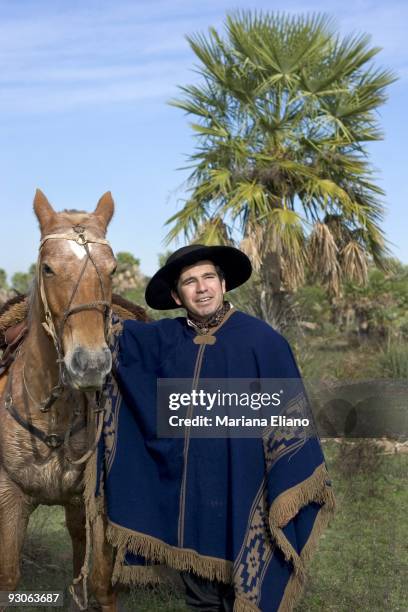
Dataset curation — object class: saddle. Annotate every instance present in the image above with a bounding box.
[0,293,149,378]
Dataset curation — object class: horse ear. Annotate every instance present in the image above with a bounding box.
[94,191,114,231]
[33,189,56,233]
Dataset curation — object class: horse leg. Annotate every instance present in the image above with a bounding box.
[0,469,33,598]
[65,505,117,612]
[65,503,87,583]
[89,514,118,612]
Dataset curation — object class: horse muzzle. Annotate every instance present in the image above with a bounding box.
[64,346,112,390]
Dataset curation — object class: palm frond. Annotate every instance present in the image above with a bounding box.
[239,225,263,272]
[193,217,232,245]
[228,181,270,218]
[164,199,208,245]
[308,222,341,295]
[341,240,368,285]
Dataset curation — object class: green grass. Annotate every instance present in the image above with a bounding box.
[18,507,73,611]
[16,442,407,611]
[296,442,408,611]
[19,508,188,612]
[293,338,385,381]
[379,342,408,379]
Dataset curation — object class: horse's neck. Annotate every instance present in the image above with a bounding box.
[18,290,60,403]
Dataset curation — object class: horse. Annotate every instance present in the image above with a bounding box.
[0,190,119,611]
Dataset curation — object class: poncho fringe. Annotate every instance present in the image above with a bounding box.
[106,521,233,584]
[277,502,334,612]
[234,597,261,612]
[268,463,335,579]
[84,446,103,524]
[112,562,164,585]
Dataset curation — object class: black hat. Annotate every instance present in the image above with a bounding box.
[145,244,252,310]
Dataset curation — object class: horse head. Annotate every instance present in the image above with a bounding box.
[33,189,117,390]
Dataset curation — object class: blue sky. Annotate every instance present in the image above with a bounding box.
[0,0,407,279]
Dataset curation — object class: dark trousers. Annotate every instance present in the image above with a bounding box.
[181,572,235,611]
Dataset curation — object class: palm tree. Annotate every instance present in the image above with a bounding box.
[166,12,395,328]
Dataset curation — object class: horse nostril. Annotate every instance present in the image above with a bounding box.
[71,348,90,374]
[96,347,112,372]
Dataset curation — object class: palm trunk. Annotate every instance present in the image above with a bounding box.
[259,251,285,329]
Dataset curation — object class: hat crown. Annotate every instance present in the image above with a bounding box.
[166,244,207,266]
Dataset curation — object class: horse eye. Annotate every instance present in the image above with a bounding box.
[42,263,55,276]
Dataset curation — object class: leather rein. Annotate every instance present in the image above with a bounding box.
[4,224,113,463]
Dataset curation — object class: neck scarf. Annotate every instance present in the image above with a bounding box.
[187,301,231,335]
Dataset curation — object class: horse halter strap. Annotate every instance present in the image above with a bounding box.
[38,225,112,352]
[32,224,113,415]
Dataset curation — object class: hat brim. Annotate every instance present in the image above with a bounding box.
[145,246,252,310]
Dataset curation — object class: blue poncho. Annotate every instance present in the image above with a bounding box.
[88,309,334,612]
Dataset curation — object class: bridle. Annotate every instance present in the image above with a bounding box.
[4,223,114,463]
[37,223,113,411]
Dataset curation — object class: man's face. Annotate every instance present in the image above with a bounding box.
[171,260,226,320]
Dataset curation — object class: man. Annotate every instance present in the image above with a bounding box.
[93,244,334,612]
